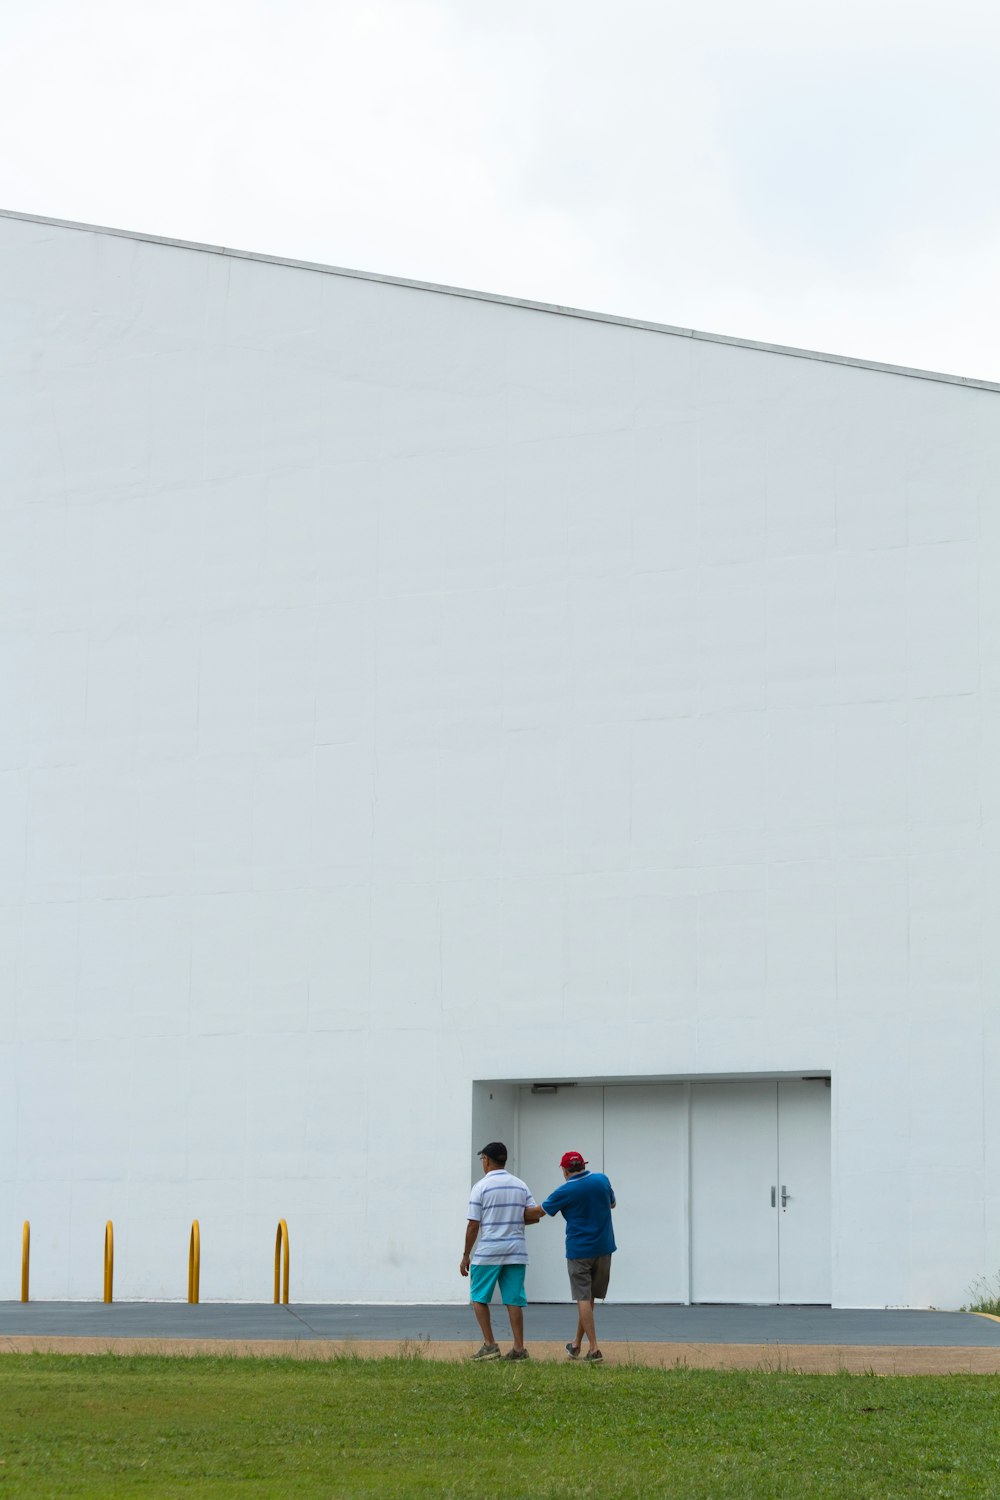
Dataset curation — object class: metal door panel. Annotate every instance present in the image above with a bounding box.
[515,1086,604,1302]
[690,1082,779,1303]
[603,1083,688,1302]
[777,1080,832,1303]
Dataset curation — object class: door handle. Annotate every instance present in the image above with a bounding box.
[781,1185,790,1208]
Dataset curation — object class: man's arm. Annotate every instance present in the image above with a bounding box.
[524,1205,546,1223]
[459,1219,479,1277]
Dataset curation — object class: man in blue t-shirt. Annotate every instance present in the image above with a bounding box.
[526,1150,616,1363]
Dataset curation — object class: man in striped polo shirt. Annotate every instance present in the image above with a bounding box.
[460,1141,538,1361]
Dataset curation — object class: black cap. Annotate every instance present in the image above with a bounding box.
[478,1141,508,1164]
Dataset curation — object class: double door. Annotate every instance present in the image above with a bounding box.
[515,1078,830,1304]
[690,1079,831,1303]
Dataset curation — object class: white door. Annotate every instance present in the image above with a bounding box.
[515,1086,603,1301]
[690,1082,780,1303]
[777,1080,832,1303]
[603,1084,688,1302]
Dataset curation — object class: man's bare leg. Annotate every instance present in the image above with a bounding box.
[567,1300,593,1354]
[577,1298,598,1350]
[506,1305,525,1352]
[473,1301,496,1346]
[571,1309,584,1352]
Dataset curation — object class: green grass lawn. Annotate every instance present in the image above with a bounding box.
[1,1353,998,1499]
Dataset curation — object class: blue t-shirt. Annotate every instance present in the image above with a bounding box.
[542,1171,617,1258]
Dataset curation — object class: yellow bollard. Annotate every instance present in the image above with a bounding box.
[103,1221,114,1303]
[21,1221,30,1303]
[188,1220,201,1304]
[273,1219,290,1305]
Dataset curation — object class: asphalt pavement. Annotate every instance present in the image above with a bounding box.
[2,1300,999,1347]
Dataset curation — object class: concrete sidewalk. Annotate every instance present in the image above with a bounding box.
[2,1302,999,1373]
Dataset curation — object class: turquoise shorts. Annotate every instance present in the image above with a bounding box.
[469,1263,527,1307]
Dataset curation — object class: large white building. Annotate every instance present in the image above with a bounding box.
[2,208,999,1309]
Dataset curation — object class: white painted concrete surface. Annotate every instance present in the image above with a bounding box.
[1,209,999,1307]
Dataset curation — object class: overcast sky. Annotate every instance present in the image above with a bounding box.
[3,0,999,380]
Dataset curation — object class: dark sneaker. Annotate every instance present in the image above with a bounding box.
[584,1349,604,1364]
[470,1342,501,1361]
[503,1348,530,1361]
[565,1343,581,1359]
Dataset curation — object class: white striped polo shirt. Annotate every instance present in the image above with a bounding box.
[468,1169,537,1265]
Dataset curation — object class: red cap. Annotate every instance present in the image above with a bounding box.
[560,1151,587,1170]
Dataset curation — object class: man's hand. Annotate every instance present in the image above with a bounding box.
[459,1253,471,1277]
[524,1205,545,1224]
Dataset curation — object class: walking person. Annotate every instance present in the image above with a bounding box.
[526,1150,616,1363]
[461,1142,538,1361]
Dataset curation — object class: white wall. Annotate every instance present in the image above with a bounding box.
[1,211,999,1305]
[470,1083,518,1180]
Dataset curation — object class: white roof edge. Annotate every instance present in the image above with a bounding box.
[4,206,999,395]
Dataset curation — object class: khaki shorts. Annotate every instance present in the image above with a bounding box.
[567,1254,612,1301]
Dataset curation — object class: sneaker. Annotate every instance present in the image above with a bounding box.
[503,1348,530,1361]
[565,1343,581,1359]
[583,1349,604,1364]
[470,1342,501,1361]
